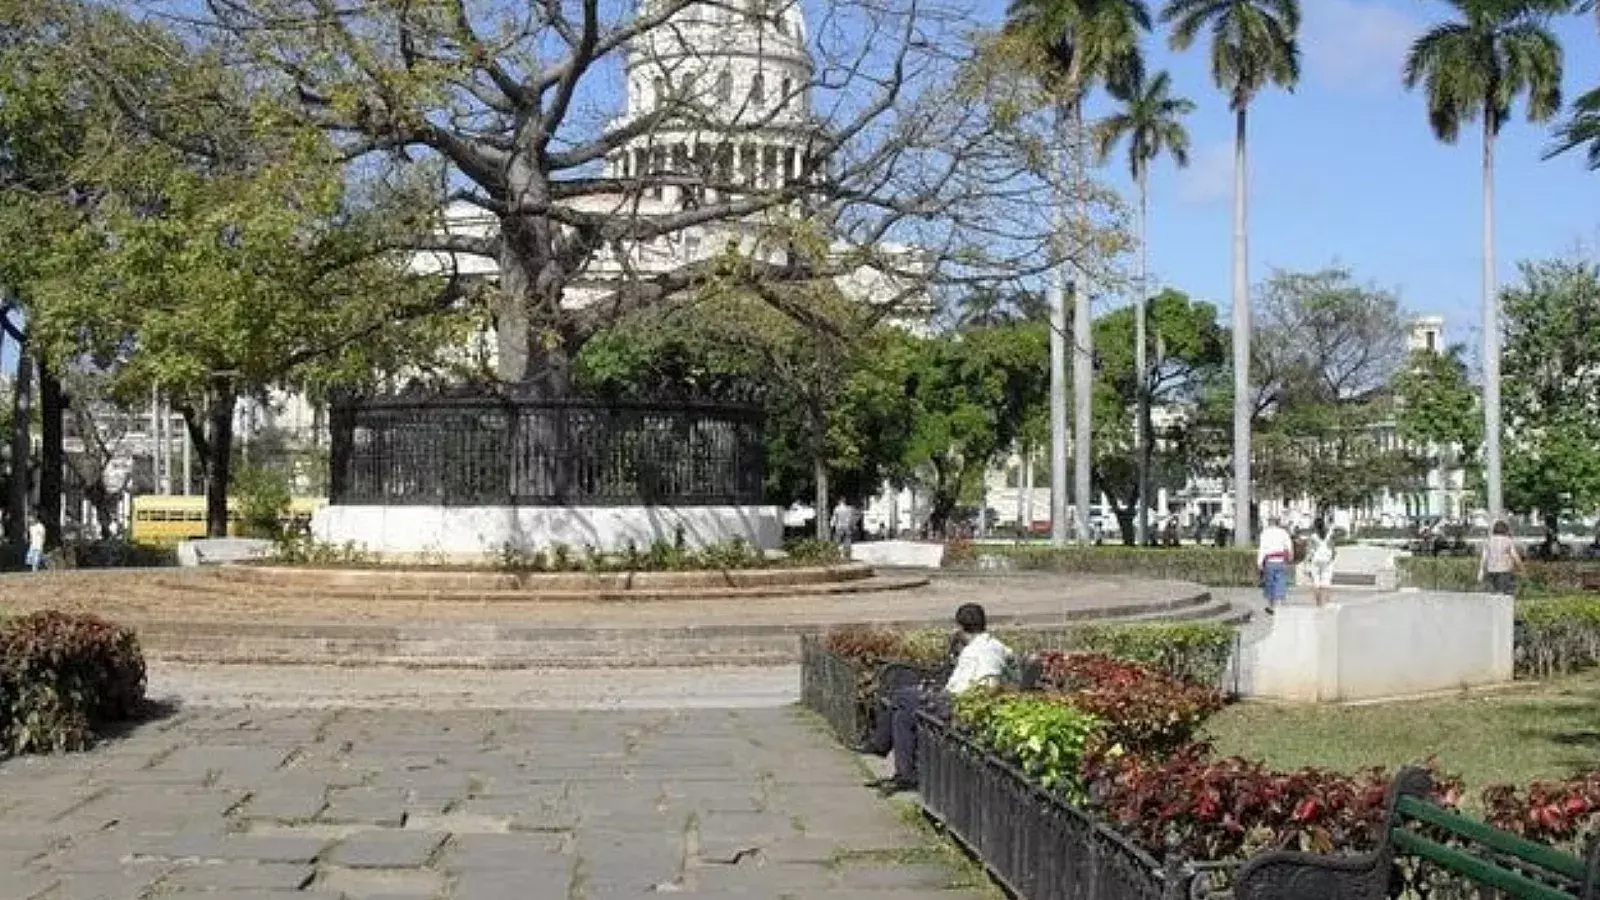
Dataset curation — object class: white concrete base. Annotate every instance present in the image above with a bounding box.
[1236,591,1513,703]
[309,504,783,558]
[850,540,946,569]
[177,538,276,568]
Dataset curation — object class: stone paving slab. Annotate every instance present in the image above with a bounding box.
[0,707,985,899]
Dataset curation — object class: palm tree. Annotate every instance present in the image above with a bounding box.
[1547,88,1600,169]
[1006,0,1150,545]
[1160,0,1299,549]
[1093,68,1193,546]
[1403,0,1565,525]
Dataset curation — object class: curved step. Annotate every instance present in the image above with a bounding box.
[210,561,875,591]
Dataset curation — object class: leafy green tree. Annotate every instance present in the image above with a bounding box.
[1501,259,1600,527]
[1403,0,1567,522]
[1090,289,1225,543]
[1003,0,1150,543]
[1394,345,1483,502]
[1247,268,1421,517]
[1160,0,1300,548]
[0,2,465,535]
[1093,68,1193,543]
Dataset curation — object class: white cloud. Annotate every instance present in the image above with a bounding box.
[1177,141,1232,205]
[1302,0,1424,91]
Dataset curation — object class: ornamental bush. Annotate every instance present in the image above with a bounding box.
[0,611,147,757]
[1036,652,1226,757]
[1398,557,1600,596]
[1086,746,1464,863]
[968,546,1260,587]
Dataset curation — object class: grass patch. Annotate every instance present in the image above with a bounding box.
[1204,669,1600,806]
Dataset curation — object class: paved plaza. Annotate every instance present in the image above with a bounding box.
[0,701,984,899]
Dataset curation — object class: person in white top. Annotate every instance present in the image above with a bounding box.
[859,603,1012,795]
[1256,517,1295,613]
[1304,518,1337,607]
[25,515,46,573]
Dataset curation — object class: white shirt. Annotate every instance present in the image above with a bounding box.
[27,522,45,552]
[945,632,1013,695]
[1257,526,1294,567]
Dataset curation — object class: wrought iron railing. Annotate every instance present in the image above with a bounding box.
[799,635,867,744]
[916,713,1197,900]
[328,392,764,506]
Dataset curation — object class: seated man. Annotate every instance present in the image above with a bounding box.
[857,603,1013,795]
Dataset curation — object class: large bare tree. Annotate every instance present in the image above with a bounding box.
[174,0,1112,394]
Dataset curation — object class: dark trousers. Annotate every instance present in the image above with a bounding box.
[867,687,949,782]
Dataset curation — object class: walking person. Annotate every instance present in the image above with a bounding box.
[1305,518,1337,607]
[830,498,856,551]
[1257,516,1294,614]
[1479,520,1524,596]
[25,515,46,573]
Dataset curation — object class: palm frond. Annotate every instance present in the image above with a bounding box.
[1545,85,1600,169]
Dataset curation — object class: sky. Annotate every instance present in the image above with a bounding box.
[1022,0,1600,352]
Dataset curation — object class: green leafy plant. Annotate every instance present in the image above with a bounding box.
[1399,557,1600,597]
[550,543,576,572]
[784,538,848,566]
[1069,623,1235,687]
[496,542,549,573]
[1516,595,1600,678]
[955,690,1101,800]
[1035,652,1226,757]
[972,546,1260,587]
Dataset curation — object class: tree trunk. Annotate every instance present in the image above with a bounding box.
[1071,101,1094,547]
[38,361,64,548]
[204,381,237,538]
[1231,105,1253,549]
[1482,114,1503,524]
[1135,166,1150,548]
[1114,506,1135,546]
[1049,104,1072,547]
[7,342,32,548]
[496,222,534,385]
[810,394,828,541]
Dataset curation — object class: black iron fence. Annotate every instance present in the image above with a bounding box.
[328,392,764,506]
[915,713,1200,900]
[799,635,868,744]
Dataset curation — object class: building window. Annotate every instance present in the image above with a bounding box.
[685,233,701,259]
[653,76,666,105]
[715,71,731,102]
[750,74,765,105]
[1425,331,1436,352]
[780,77,792,109]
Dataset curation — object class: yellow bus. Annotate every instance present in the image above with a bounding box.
[129,495,326,545]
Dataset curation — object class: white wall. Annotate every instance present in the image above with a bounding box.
[312,504,784,559]
[1237,591,1513,703]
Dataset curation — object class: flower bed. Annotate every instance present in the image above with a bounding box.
[0,611,147,757]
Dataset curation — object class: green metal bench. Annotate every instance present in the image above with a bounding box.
[1234,766,1600,900]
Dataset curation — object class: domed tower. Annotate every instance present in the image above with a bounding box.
[608,0,814,216]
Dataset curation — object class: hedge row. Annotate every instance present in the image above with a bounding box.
[0,611,147,756]
[963,545,1261,587]
[1398,556,1600,596]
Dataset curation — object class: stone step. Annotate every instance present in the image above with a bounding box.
[208,560,878,591]
[130,592,1247,668]
[150,571,929,603]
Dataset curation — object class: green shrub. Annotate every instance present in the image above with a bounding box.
[954,689,1100,800]
[1516,595,1600,678]
[230,464,292,540]
[52,541,177,569]
[0,611,146,757]
[975,546,1259,587]
[784,538,848,566]
[1398,556,1600,596]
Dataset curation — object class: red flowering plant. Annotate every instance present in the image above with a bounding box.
[1483,773,1600,854]
[1035,651,1226,758]
[1085,745,1464,864]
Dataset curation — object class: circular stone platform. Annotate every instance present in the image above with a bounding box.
[0,569,1243,667]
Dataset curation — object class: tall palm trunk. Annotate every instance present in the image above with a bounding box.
[1135,166,1150,547]
[1481,112,1503,523]
[1231,105,1252,548]
[1072,101,1094,545]
[1050,104,1071,546]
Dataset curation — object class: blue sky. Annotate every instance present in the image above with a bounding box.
[1042,0,1600,350]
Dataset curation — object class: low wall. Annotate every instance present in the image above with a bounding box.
[849,540,945,569]
[1237,591,1514,703]
[311,504,784,557]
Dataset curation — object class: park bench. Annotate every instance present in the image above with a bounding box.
[1234,766,1600,900]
